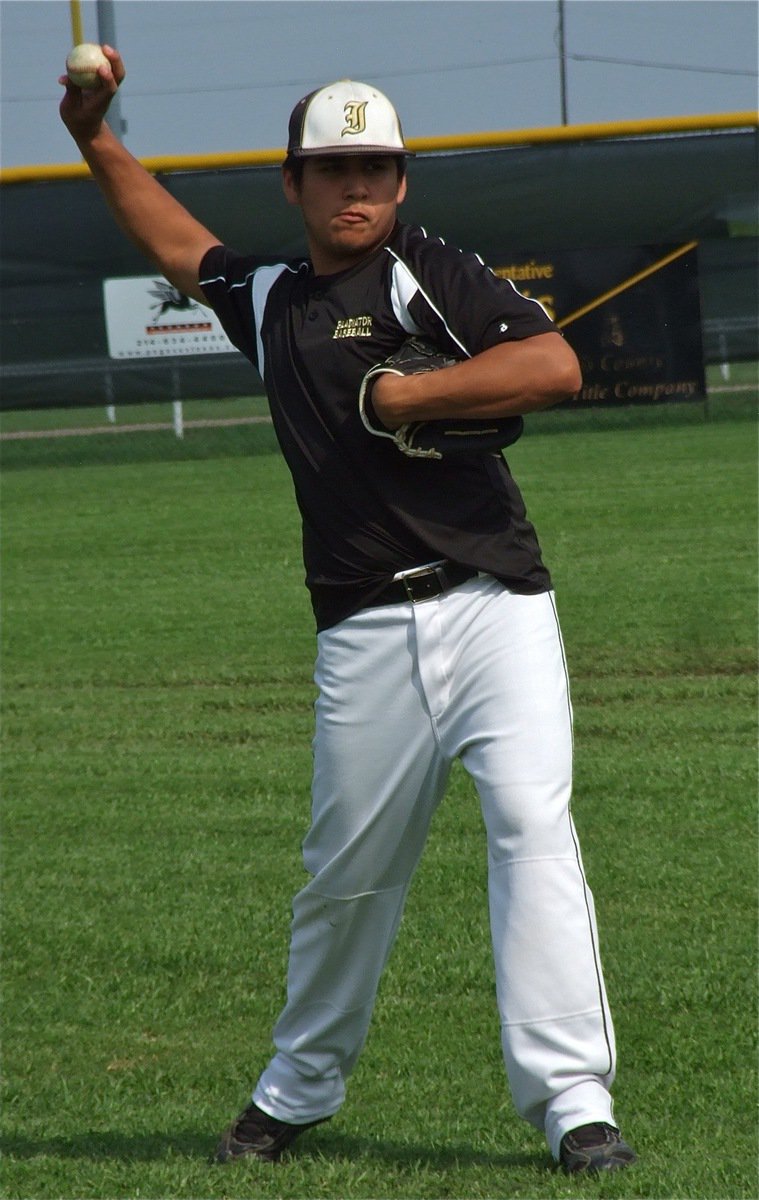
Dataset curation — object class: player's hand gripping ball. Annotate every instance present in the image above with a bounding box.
[65,43,109,89]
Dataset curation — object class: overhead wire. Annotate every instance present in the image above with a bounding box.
[4,49,756,104]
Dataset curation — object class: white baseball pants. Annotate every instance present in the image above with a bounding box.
[253,577,617,1159]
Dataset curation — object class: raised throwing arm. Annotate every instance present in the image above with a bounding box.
[59,46,220,301]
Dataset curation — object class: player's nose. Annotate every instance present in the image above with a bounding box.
[342,166,369,198]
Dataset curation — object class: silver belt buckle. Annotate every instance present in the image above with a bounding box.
[397,562,446,603]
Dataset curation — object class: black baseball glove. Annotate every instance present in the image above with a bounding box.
[358,336,523,460]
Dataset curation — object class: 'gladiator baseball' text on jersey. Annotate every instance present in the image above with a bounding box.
[199,222,556,630]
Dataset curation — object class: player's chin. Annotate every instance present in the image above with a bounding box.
[330,223,383,258]
[331,223,369,245]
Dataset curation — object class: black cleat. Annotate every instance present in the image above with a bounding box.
[215,1101,329,1163]
[559,1122,637,1174]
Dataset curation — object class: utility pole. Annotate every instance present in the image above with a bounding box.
[557,0,568,125]
[96,0,126,139]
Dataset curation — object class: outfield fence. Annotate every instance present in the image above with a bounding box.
[1,114,756,414]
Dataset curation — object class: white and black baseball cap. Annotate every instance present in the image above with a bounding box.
[287,80,413,158]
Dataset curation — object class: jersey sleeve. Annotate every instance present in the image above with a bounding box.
[198,244,261,368]
[390,226,558,358]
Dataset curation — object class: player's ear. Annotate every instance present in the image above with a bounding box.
[282,164,301,206]
[396,172,407,205]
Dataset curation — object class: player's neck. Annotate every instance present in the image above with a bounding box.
[306,217,400,278]
[309,231,397,278]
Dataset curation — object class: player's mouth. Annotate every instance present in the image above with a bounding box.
[335,209,369,225]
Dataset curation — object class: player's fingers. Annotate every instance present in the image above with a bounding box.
[101,44,125,86]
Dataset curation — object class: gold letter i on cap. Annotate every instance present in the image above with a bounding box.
[342,100,368,136]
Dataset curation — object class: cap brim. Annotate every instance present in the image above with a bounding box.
[291,145,415,158]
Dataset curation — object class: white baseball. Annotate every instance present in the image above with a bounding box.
[66,43,108,89]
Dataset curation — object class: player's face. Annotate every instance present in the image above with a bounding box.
[283,155,407,275]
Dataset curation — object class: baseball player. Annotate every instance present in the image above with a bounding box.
[59,50,636,1175]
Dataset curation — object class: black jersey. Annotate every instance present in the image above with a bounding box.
[199,221,555,631]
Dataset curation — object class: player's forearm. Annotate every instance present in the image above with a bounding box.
[74,125,218,301]
[372,333,581,424]
[59,45,217,298]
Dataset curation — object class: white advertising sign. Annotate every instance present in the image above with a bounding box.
[103,276,238,358]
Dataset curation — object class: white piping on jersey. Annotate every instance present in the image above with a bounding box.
[505,277,552,320]
[390,229,551,331]
[386,247,472,358]
[198,268,258,290]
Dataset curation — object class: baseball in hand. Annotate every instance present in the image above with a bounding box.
[66,43,108,89]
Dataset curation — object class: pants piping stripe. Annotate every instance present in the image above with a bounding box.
[548,589,615,1077]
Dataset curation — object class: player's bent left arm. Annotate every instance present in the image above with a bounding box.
[370,333,581,427]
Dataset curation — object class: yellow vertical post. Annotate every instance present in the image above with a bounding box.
[69,0,84,45]
[67,0,86,164]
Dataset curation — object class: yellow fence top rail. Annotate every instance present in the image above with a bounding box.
[1,111,756,185]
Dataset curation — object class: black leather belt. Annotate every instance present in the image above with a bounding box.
[373,561,478,606]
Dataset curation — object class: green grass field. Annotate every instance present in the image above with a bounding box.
[1,406,756,1199]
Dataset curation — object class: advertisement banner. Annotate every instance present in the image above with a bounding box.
[493,244,705,404]
[103,276,237,358]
